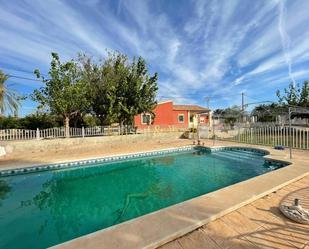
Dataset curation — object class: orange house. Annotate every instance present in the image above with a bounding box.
[134,100,210,130]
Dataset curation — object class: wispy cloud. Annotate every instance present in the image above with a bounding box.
[1,0,309,115]
[278,0,296,86]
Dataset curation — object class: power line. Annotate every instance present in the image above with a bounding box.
[157,93,243,99]
[7,74,44,82]
[0,67,49,77]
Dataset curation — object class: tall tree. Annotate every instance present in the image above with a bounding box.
[299,80,309,107]
[276,81,309,107]
[276,82,300,106]
[79,52,124,125]
[213,106,244,128]
[86,52,158,128]
[115,55,158,127]
[0,70,20,115]
[251,103,287,122]
[32,53,90,137]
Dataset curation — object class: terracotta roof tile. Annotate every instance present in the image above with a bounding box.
[173,105,209,111]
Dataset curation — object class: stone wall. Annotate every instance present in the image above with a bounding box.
[1,132,183,154]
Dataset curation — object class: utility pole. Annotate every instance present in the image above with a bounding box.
[241,92,245,123]
[205,97,210,108]
[288,107,292,159]
[198,97,211,142]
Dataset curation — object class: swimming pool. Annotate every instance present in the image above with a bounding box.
[0,146,287,249]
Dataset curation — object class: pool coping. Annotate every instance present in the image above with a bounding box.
[0,146,194,176]
[0,145,285,177]
[46,145,309,249]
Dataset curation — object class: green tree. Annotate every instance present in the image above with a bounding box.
[299,80,309,107]
[276,80,309,107]
[79,53,120,125]
[0,70,20,115]
[277,82,299,106]
[19,112,62,129]
[0,115,20,129]
[84,52,158,129]
[83,114,100,127]
[114,55,158,128]
[251,103,287,122]
[32,53,91,137]
[213,106,243,128]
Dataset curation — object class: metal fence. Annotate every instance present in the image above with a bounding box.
[210,124,309,150]
[0,129,37,141]
[0,126,123,141]
[0,125,184,141]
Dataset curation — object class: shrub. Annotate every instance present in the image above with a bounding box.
[0,116,20,129]
[83,114,101,127]
[0,113,62,129]
[19,113,62,129]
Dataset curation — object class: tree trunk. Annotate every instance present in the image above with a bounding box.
[64,116,70,138]
[120,120,124,135]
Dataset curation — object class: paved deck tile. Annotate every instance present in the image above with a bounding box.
[243,225,298,249]
[158,240,183,249]
[224,238,259,249]
[201,219,257,249]
[177,229,221,249]
[219,210,263,235]
[236,203,279,227]
[160,175,309,249]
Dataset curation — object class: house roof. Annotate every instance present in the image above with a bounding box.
[157,100,173,105]
[173,104,209,112]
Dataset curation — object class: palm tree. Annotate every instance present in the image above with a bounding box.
[0,70,20,115]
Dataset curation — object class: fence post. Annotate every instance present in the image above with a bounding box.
[36,128,40,140]
[238,127,240,142]
[82,127,85,138]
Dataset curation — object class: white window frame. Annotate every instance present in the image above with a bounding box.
[141,113,151,125]
[178,114,185,123]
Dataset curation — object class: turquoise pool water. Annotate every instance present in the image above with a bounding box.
[0,147,285,249]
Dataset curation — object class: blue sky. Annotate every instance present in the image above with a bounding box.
[1,0,309,116]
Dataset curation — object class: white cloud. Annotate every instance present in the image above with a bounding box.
[1,0,309,112]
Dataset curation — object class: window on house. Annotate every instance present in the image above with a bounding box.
[141,114,151,125]
[178,114,184,123]
[190,115,194,122]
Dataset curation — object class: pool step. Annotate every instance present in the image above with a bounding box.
[218,151,262,161]
[223,149,265,157]
[210,151,264,165]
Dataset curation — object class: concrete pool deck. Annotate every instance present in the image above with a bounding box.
[1,139,308,248]
[160,175,309,249]
[0,136,189,170]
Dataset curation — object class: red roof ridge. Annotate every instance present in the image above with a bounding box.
[173,104,209,111]
[157,100,173,105]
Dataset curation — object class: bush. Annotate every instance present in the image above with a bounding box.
[181,130,190,138]
[0,116,20,129]
[83,115,101,127]
[190,128,197,133]
[0,113,62,129]
[0,113,104,129]
[19,113,62,129]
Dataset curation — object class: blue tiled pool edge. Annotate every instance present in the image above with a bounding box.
[0,146,289,177]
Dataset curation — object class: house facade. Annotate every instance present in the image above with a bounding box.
[134,100,210,130]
